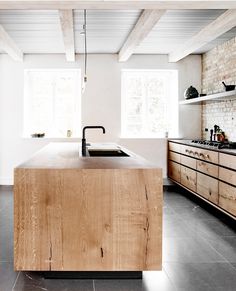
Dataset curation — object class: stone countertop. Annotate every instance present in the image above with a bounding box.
[168,139,236,156]
[16,142,157,169]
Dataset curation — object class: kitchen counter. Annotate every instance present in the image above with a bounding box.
[169,139,236,156]
[14,143,162,272]
[17,142,157,169]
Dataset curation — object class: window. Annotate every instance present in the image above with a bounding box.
[24,69,81,138]
[121,69,178,138]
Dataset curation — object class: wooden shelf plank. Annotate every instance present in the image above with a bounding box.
[179,90,236,105]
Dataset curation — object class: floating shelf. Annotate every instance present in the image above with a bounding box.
[179,89,236,105]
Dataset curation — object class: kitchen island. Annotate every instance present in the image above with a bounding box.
[14,143,162,272]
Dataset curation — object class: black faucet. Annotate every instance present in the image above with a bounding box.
[82,126,106,156]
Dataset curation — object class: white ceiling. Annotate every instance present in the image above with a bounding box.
[0,9,235,55]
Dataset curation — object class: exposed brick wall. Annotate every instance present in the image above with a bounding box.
[201,36,236,141]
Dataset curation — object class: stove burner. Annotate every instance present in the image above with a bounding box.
[191,140,236,149]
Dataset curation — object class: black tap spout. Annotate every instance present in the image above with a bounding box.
[82,126,106,156]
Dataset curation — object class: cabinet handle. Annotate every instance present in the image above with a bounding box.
[205,154,210,159]
[185,149,189,153]
[194,152,199,156]
[199,153,204,158]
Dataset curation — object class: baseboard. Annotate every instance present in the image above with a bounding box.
[0,177,13,186]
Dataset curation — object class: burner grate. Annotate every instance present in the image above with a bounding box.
[191,140,236,149]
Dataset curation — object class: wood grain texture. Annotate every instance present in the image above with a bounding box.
[219,182,236,216]
[14,145,162,271]
[168,160,180,183]
[168,151,180,163]
[197,160,218,178]
[197,172,219,204]
[219,153,236,170]
[17,143,156,169]
[180,155,196,170]
[168,142,181,153]
[180,165,196,192]
[219,167,236,187]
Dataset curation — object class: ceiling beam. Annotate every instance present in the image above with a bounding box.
[0,1,236,10]
[0,24,23,61]
[119,9,166,62]
[58,9,75,62]
[169,9,236,62]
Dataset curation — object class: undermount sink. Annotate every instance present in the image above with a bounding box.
[88,149,130,157]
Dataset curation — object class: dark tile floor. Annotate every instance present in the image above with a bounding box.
[0,185,236,291]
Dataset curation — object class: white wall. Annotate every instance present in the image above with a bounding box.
[0,53,201,185]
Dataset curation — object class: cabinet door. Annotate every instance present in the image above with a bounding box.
[194,148,218,164]
[197,160,218,178]
[180,155,196,170]
[168,161,180,182]
[197,172,219,204]
[169,151,180,163]
[169,142,181,153]
[219,153,236,170]
[219,168,236,186]
[180,165,196,192]
[219,182,236,216]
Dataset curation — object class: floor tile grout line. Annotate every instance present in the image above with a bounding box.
[200,235,234,263]
[11,271,20,291]
[162,265,178,291]
[229,262,236,272]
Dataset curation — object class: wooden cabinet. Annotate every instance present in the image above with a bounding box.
[14,143,163,271]
[197,160,218,178]
[168,160,180,182]
[181,165,196,192]
[168,141,236,219]
[219,182,236,216]
[219,167,236,187]
[219,153,236,170]
[180,155,196,170]
[181,145,218,164]
[197,173,218,204]
[169,142,181,152]
[169,151,180,163]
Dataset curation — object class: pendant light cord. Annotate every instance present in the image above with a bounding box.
[84,9,87,82]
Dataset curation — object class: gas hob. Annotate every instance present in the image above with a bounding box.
[191,140,236,149]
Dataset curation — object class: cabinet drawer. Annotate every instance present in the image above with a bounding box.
[194,148,218,164]
[197,173,218,204]
[219,167,236,186]
[219,182,236,216]
[219,153,236,170]
[169,151,180,163]
[181,165,196,192]
[181,145,197,158]
[169,142,181,153]
[168,161,180,182]
[182,145,218,164]
[197,160,218,178]
[180,155,196,169]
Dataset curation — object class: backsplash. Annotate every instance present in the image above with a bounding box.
[202,100,236,141]
[201,36,236,141]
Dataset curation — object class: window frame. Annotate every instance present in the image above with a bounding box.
[121,69,179,138]
[23,68,81,138]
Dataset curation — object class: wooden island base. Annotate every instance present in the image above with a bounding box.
[14,143,162,272]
